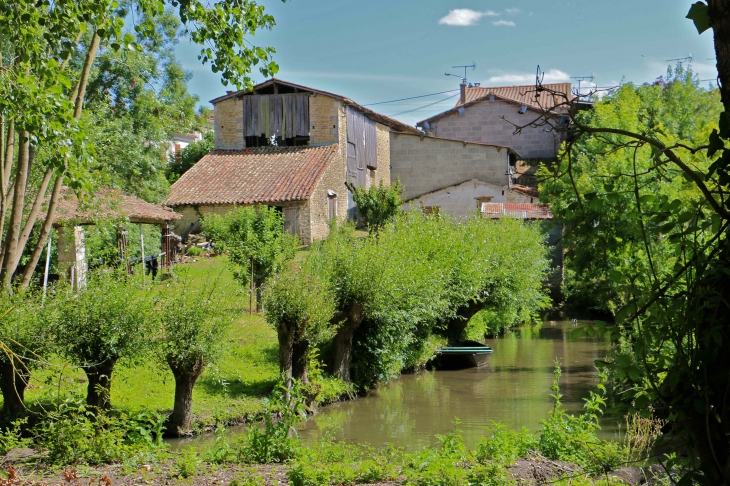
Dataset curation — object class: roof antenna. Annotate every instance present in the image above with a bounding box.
[570,74,595,95]
[666,54,693,67]
[445,63,476,85]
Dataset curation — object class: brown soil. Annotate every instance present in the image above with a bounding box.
[507,456,582,484]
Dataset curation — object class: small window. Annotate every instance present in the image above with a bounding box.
[423,206,440,216]
[328,192,337,220]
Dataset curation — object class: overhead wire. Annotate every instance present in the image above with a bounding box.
[362,89,460,107]
[388,93,460,117]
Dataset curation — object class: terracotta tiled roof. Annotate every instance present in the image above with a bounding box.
[52,188,181,225]
[481,202,552,220]
[417,82,572,127]
[165,145,338,207]
[210,78,421,135]
[458,82,572,110]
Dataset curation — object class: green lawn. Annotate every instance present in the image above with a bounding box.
[14,256,282,428]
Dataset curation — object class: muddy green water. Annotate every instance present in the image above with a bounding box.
[174,320,616,451]
[296,320,616,450]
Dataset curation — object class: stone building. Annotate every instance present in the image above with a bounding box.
[166,78,419,243]
[390,133,530,215]
[416,82,572,161]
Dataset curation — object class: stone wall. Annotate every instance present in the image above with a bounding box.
[372,122,391,189]
[410,180,532,217]
[310,95,340,145]
[390,133,510,201]
[213,97,244,149]
[423,99,562,159]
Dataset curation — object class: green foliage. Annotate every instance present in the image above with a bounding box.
[175,447,203,478]
[167,132,215,183]
[349,179,404,231]
[539,66,722,313]
[53,273,152,372]
[476,423,537,466]
[201,206,299,291]
[33,398,166,466]
[236,384,306,464]
[187,246,204,256]
[155,280,232,377]
[0,419,31,455]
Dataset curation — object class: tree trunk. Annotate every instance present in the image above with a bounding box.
[255,280,264,312]
[166,356,205,437]
[332,303,364,383]
[445,300,484,343]
[0,358,30,418]
[278,322,296,395]
[709,0,730,127]
[292,338,309,385]
[83,360,115,410]
[0,132,30,290]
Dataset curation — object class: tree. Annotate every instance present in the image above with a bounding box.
[513,3,730,481]
[156,281,231,436]
[201,206,298,311]
[264,267,335,394]
[166,132,215,184]
[347,179,403,232]
[54,272,151,409]
[0,0,284,292]
[0,291,52,418]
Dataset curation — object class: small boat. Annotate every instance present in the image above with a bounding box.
[436,340,494,368]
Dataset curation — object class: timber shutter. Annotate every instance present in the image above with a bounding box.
[283,207,299,236]
[242,94,310,140]
[346,107,377,179]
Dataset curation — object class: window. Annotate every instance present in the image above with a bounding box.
[327,191,337,220]
[423,206,440,216]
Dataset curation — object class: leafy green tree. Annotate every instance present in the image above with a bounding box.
[201,206,298,311]
[0,291,52,418]
[264,267,335,392]
[522,3,730,480]
[156,282,231,436]
[167,132,215,184]
[0,0,284,291]
[347,179,404,232]
[539,67,721,314]
[53,273,152,409]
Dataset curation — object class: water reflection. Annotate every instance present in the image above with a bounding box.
[297,321,615,450]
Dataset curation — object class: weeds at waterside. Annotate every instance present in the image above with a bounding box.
[1,367,669,485]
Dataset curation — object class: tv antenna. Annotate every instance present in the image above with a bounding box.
[445,63,476,85]
[570,74,595,95]
[666,54,693,66]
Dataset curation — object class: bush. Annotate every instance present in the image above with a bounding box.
[34,398,166,466]
[186,246,203,256]
[348,179,403,232]
[476,423,537,466]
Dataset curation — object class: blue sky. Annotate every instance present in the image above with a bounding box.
[175,0,718,126]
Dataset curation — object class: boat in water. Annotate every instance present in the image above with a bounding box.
[436,340,494,368]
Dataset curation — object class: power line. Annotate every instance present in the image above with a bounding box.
[363,89,459,107]
[389,94,459,117]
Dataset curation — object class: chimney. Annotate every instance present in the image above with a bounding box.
[459,82,467,105]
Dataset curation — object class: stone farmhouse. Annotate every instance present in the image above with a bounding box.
[416,82,572,160]
[165,78,420,243]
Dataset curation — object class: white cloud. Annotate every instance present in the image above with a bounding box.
[492,20,516,27]
[439,9,498,26]
[505,8,520,14]
[487,69,571,84]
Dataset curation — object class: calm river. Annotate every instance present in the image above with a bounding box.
[296,320,616,449]
[173,320,615,451]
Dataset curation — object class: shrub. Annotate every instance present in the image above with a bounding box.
[348,179,403,232]
[476,423,537,466]
[175,447,202,478]
[186,246,203,256]
[33,398,166,466]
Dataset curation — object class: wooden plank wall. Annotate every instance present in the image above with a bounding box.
[241,94,310,142]
[346,107,377,185]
